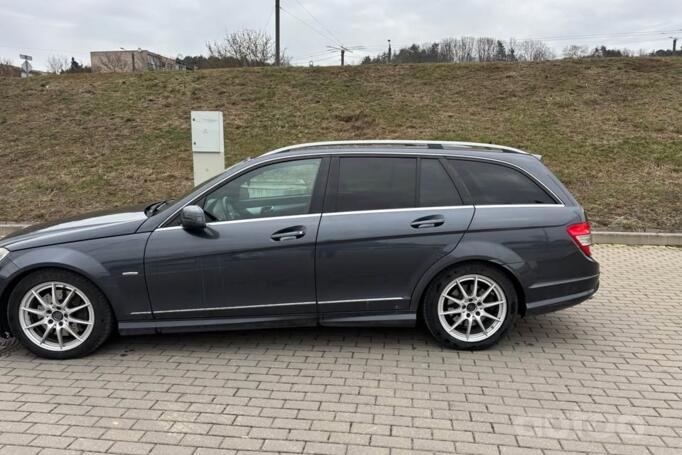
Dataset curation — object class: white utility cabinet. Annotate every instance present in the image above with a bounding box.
[191,111,225,186]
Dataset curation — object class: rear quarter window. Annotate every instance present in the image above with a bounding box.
[448,159,556,205]
[419,159,462,207]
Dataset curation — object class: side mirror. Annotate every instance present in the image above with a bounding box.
[180,205,207,231]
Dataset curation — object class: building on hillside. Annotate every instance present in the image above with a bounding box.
[90,49,185,73]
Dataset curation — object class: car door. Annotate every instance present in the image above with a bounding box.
[316,155,475,318]
[144,156,329,320]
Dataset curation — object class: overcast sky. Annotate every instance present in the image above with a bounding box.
[1,0,681,70]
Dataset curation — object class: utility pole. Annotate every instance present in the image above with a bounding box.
[388,39,392,63]
[673,37,678,54]
[341,49,345,66]
[275,0,280,66]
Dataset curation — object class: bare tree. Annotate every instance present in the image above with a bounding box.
[47,55,70,74]
[439,38,456,62]
[475,37,497,62]
[454,36,476,62]
[207,29,274,67]
[563,45,588,59]
[516,39,555,61]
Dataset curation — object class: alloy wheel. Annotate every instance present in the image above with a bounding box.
[437,274,508,343]
[18,282,95,352]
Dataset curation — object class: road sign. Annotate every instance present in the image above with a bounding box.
[20,61,32,78]
[19,54,33,61]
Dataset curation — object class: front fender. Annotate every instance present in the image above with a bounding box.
[2,234,153,328]
[9,246,111,283]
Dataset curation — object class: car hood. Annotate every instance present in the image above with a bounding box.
[1,206,149,251]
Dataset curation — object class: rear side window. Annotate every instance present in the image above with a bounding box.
[449,159,556,205]
[419,159,461,207]
[336,157,416,212]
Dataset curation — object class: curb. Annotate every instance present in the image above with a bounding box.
[0,224,28,239]
[592,231,682,247]
[0,223,680,246]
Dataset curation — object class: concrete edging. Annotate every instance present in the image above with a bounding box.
[592,231,682,247]
[0,223,680,246]
[0,224,29,239]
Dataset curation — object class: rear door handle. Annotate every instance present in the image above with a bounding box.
[271,225,306,241]
[410,215,445,229]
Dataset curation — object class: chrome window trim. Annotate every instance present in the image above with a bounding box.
[156,213,321,232]
[157,204,566,232]
[158,150,565,229]
[323,206,474,217]
[475,204,566,209]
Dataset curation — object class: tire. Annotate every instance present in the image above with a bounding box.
[423,264,517,350]
[7,269,114,359]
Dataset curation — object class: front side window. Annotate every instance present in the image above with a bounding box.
[448,159,556,205]
[335,157,417,212]
[203,158,321,222]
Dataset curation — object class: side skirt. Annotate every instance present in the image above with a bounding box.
[319,312,416,327]
[118,314,317,336]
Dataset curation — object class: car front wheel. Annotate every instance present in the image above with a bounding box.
[423,264,517,350]
[8,269,114,359]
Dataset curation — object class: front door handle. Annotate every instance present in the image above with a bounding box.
[410,215,445,229]
[271,225,306,241]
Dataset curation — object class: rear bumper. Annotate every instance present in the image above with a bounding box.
[525,273,600,315]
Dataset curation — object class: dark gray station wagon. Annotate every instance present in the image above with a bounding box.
[0,140,599,359]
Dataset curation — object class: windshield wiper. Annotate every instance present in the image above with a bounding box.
[145,200,169,217]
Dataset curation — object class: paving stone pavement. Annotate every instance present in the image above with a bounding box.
[0,245,681,455]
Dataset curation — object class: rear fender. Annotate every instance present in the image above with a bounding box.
[409,239,528,312]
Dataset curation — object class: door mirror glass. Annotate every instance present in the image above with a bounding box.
[180,205,207,231]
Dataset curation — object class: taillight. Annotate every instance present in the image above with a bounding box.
[567,222,592,257]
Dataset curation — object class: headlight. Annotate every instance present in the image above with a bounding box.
[0,248,9,263]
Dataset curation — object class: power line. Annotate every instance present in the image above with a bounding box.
[357,29,682,52]
[263,4,275,31]
[523,28,682,42]
[289,0,344,47]
[0,44,89,54]
[279,6,338,46]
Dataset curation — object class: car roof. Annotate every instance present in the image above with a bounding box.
[251,145,540,170]
[255,140,542,163]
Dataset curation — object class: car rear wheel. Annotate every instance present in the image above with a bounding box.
[423,264,516,350]
[8,269,114,359]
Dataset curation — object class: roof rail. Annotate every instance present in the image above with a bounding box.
[260,140,532,157]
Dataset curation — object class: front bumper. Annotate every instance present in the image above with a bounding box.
[0,257,19,337]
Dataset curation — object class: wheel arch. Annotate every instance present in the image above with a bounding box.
[412,257,527,321]
[1,264,118,338]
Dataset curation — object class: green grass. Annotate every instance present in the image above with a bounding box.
[0,58,681,230]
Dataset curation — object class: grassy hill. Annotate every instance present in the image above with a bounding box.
[0,58,681,231]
